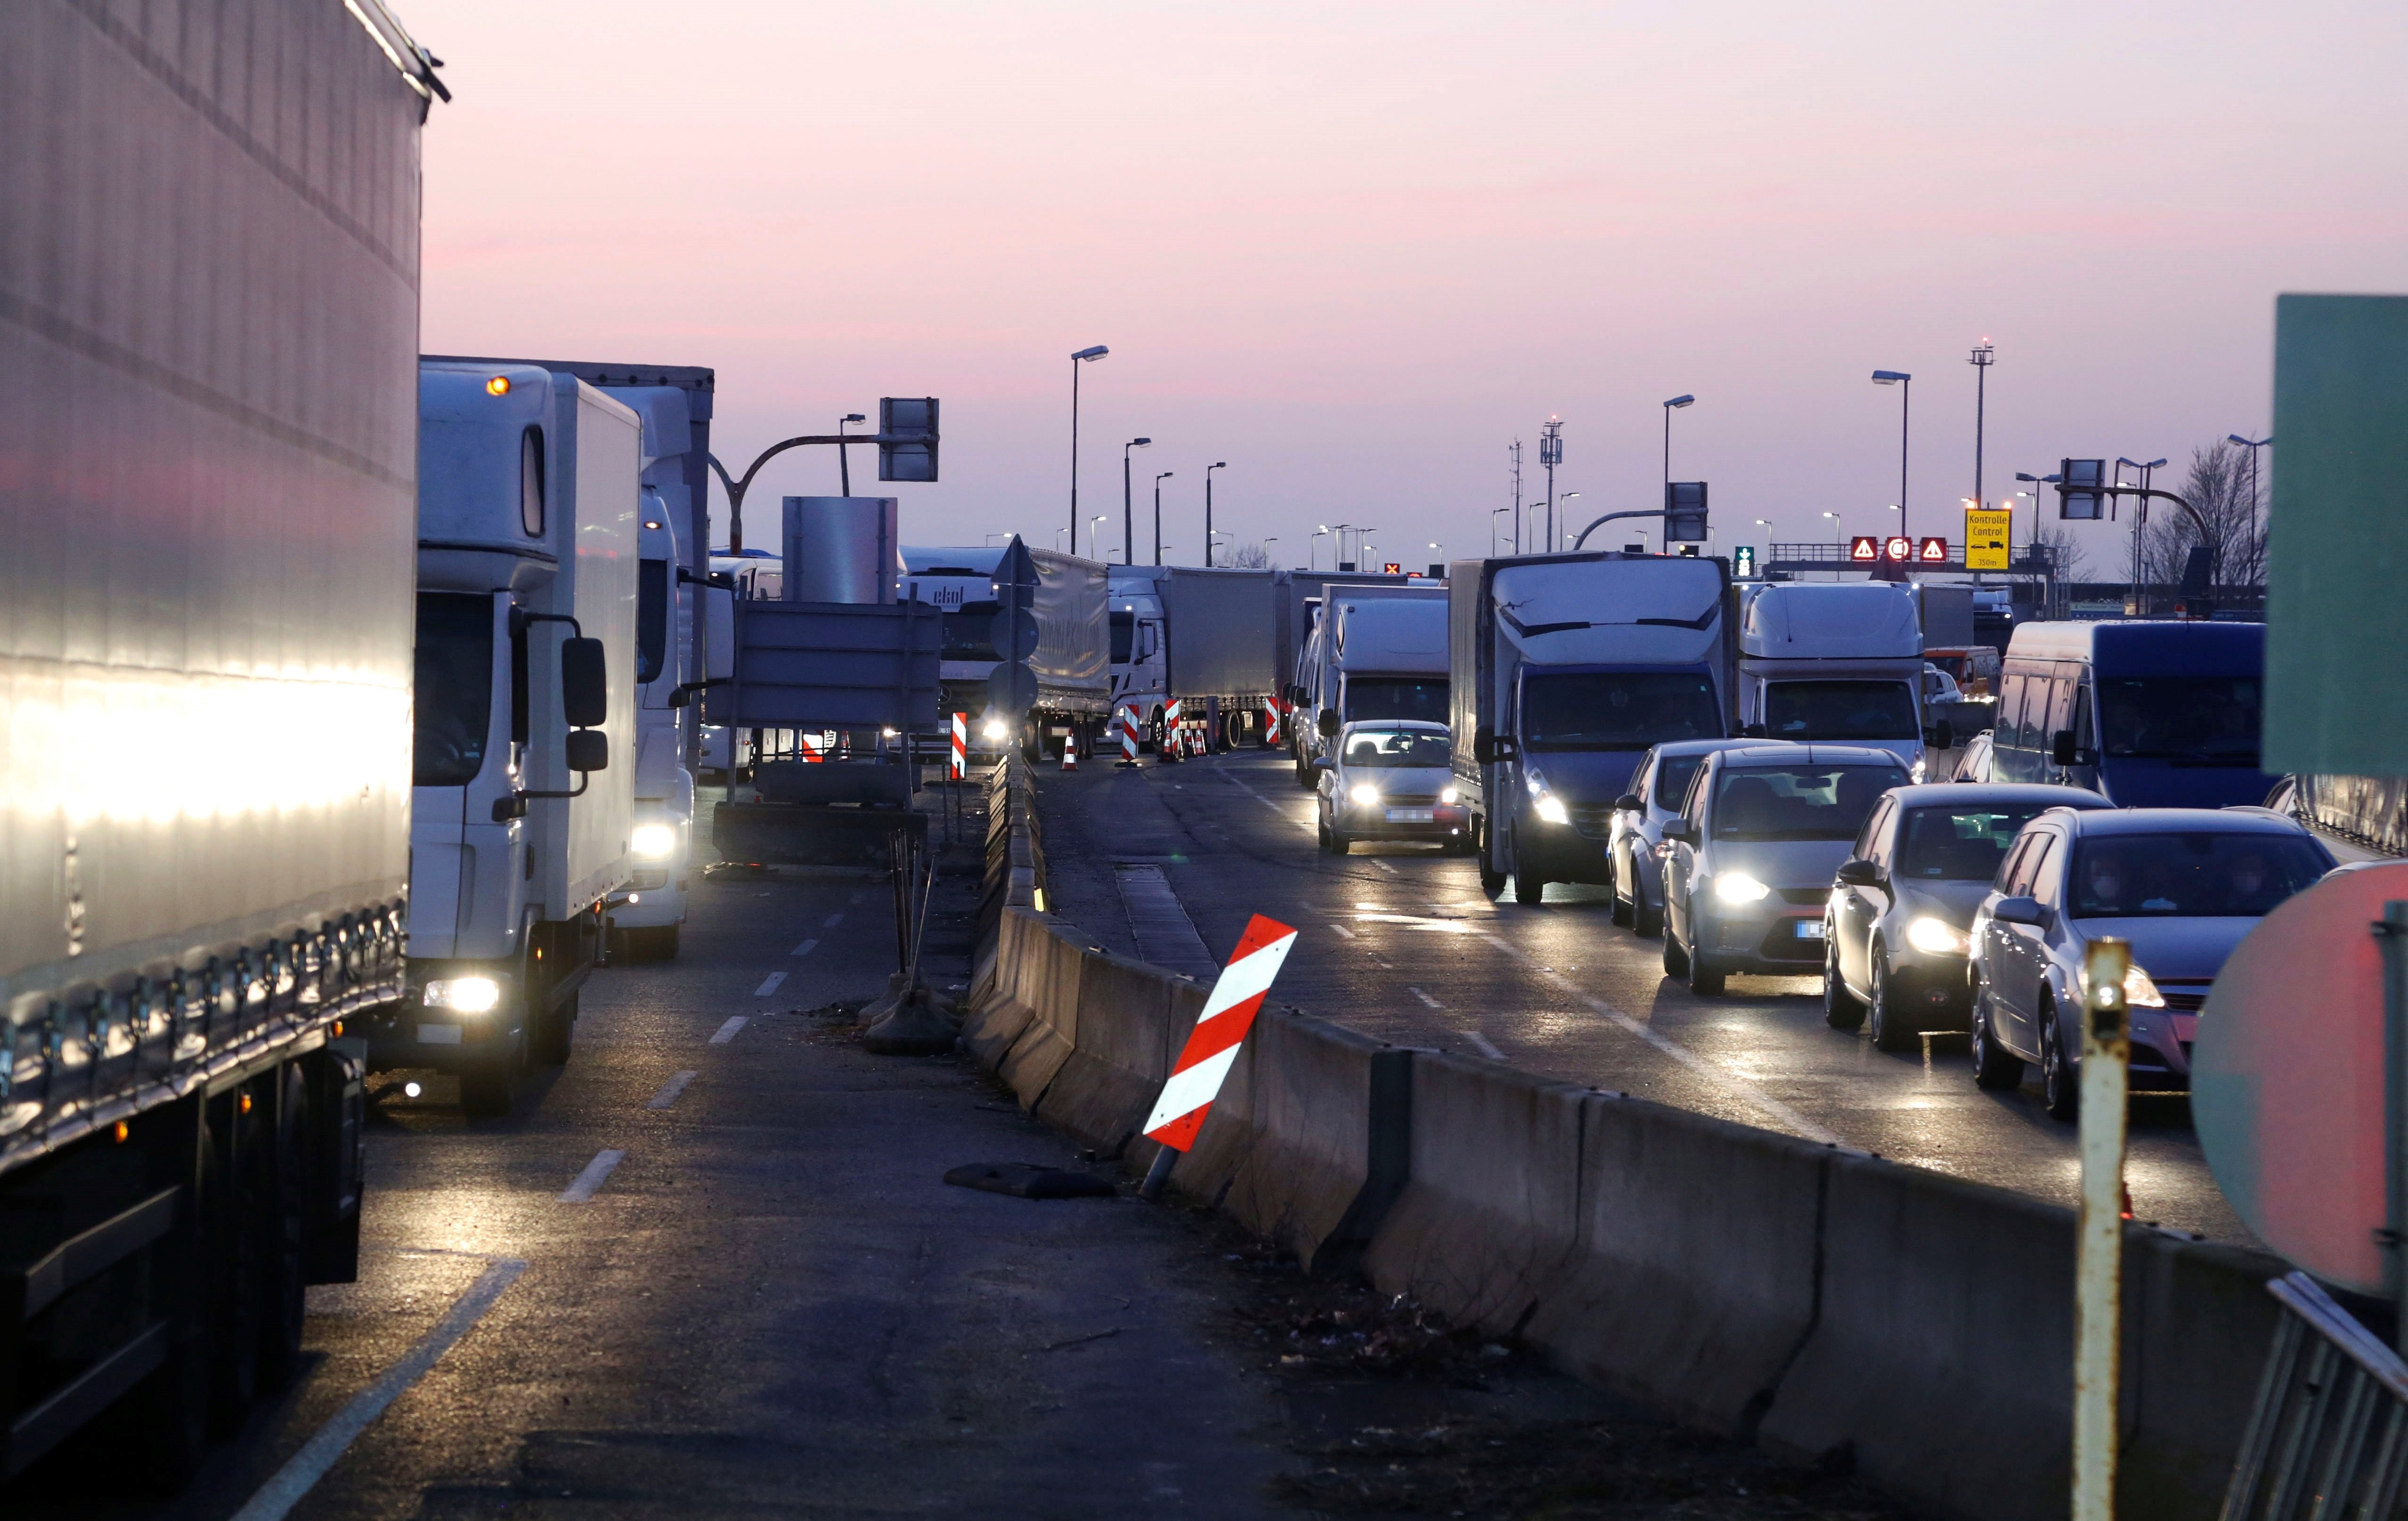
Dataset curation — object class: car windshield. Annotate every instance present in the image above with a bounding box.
[1521,671,1722,751]
[1762,680,1920,741]
[1344,676,1448,725]
[2098,676,2261,765]
[1654,753,1707,811]
[1897,803,2061,881]
[2067,832,2327,918]
[1712,764,1901,842]
[1343,728,1451,767]
[414,592,493,787]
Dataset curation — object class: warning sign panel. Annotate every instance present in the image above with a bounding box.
[1964,508,2012,570]
[1849,535,1879,562]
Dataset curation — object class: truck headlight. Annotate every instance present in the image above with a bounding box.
[1532,794,1570,825]
[1440,786,1459,804]
[1906,915,1970,956]
[1349,783,1381,806]
[424,976,501,1014]
[631,823,677,860]
[982,718,1009,741]
[1713,872,1770,904]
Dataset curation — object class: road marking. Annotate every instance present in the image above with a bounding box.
[710,1015,748,1044]
[823,913,845,928]
[753,973,786,997]
[1466,1032,1507,1061]
[1224,773,1317,834]
[1370,956,1393,969]
[645,1071,698,1110]
[791,938,820,957]
[1374,860,1398,875]
[1479,935,1842,1145]
[848,890,866,904]
[558,1149,626,1202]
[1408,986,1443,1009]
[1326,923,1356,940]
[229,1256,526,1521]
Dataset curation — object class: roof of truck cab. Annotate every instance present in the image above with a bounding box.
[2003,620,2263,671]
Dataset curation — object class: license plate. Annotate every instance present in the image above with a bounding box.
[417,1023,464,1045]
[1385,807,1434,823]
[1795,920,1826,940]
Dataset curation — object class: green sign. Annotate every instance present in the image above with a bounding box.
[1733,545,1757,578]
[2264,294,2408,776]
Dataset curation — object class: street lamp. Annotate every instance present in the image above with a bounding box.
[1662,394,1694,509]
[1069,345,1108,548]
[2229,433,2272,562]
[1153,472,1175,564]
[2117,456,2167,611]
[1263,537,1278,567]
[1123,437,1151,567]
[1491,506,1510,553]
[1822,510,1845,580]
[1310,525,1330,570]
[1204,461,1228,566]
[1088,514,1107,561]
[2014,470,2061,572]
[1331,523,1351,570]
[1556,492,1581,551]
[837,413,866,494]
[1871,370,1912,546]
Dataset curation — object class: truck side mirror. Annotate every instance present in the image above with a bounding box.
[561,638,608,727]
[704,584,736,683]
[2050,728,2079,767]
[564,729,609,773]
[1317,710,1340,739]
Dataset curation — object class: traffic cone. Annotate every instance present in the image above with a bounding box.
[1061,731,1079,771]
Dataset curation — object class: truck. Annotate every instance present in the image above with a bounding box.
[0,0,440,1483]
[1292,584,1451,785]
[375,361,642,1112]
[700,552,784,781]
[1452,553,1735,904]
[904,545,1110,757]
[1733,581,1934,777]
[1108,567,1290,752]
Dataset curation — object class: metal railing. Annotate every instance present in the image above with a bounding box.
[2220,1271,2408,1521]
[1764,541,2061,574]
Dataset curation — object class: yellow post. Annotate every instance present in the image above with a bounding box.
[2075,937,2131,1521]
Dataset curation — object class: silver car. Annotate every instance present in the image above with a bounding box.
[1967,807,2334,1117]
[1606,739,1756,937]
[1824,783,2109,1050]
[1314,720,1468,855]
[1659,744,1910,997]
[1949,729,1995,783]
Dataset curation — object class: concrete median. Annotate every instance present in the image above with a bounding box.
[1031,946,1195,1153]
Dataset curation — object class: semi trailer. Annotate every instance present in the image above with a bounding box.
[903,544,1110,755]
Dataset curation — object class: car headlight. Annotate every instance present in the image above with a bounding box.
[982,718,1009,741]
[1349,783,1381,806]
[1440,786,1459,804]
[1713,871,1770,904]
[631,822,677,860]
[1532,794,1570,825]
[2123,963,2166,1008]
[1906,915,1971,956]
[423,975,501,1014]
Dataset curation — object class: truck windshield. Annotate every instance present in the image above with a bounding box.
[1712,764,1901,842]
[1762,680,1920,741]
[1110,611,1134,664]
[636,558,668,685]
[414,593,493,788]
[2098,677,2260,765]
[1521,672,1720,751]
[2068,832,2326,918]
[1344,677,1447,725]
[943,600,1001,661]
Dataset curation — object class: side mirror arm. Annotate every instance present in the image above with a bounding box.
[667,677,730,709]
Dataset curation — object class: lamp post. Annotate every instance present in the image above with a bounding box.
[1822,510,1844,581]
[2117,457,2167,612]
[1263,537,1278,567]
[1310,525,1330,570]
[1427,541,1445,576]
[1491,506,1510,554]
[1556,493,1582,552]
[836,413,866,494]
[1088,514,1107,561]
[1969,345,1993,522]
[1357,527,1380,571]
[1204,461,1228,566]
[1871,370,1912,547]
[1539,417,1564,552]
[1662,394,1694,510]
[1123,437,1152,567]
[1153,472,1175,564]
[2229,433,2272,573]
[1331,523,1351,571]
[1069,345,1108,550]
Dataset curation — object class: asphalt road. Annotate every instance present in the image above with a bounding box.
[1038,748,2246,1245]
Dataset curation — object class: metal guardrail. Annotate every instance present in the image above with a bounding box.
[2220,1271,2408,1521]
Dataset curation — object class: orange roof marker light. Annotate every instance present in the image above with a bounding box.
[486,375,511,396]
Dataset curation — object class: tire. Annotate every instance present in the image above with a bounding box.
[1662,926,1691,977]
[461,1027,526,1117]
[1331,831,1351,856]
[1969,976,2026,1090]
[1686,942,1727,997]
[1822,939,1866,1030]
[1868,949,1917,1051]
[532,990,575,1067]
[2040,999,2079,1121]
[257,1064,309,1394]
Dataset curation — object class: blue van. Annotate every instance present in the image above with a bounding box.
[1990,621,2265,807]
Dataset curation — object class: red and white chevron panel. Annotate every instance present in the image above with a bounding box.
[950,712,966,778]
[1141,914,1299,1151]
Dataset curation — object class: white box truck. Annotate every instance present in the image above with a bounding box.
[0,0,439,1483]
[1735,581,1932,777]
[1107,567,1293,753]
[1293,585,1451,785]
[375,362,641,1111]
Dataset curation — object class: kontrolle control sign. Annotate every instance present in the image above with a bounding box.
[1964,508,2012,570]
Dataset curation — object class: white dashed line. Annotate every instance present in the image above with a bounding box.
[1409,986,1443,1009]
[645,1071,698,1110]
[823,913,845,928]
[1374,860,1398,875]
[1327,923,1357,940]
[791,939,819,957]
[1466,1032,1507,1061]
[710,1015,748,1044]
[1224,773,1317,834]
[558,1149,626,1203]
[753,973,786,997]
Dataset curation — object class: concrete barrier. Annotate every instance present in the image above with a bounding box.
[2123,1229,2285,1521]
[1031,947,1196,1153]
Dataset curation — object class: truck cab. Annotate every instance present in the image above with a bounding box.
[1735,581,1931,779]
[1108,567,1169,745]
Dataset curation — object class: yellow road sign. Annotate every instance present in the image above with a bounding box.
[1964,508,2012,570]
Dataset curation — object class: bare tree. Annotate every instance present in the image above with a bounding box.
[2138,442,2265,592]
[1224,540,1272,569]
[2033,523,2089,584]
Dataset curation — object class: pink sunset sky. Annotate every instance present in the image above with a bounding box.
[409,1,2408,574]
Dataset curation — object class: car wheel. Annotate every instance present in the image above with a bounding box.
[1610,850,1634,926]
[1822,939,1865,1030]
[1661,921,1691,977]
[2040,998,2079,1121]
[1868,949,1917,1052]
[1513,864,1546,904]
[1969,975,2026,1090]
[1686,940,1726,997]
[1331,829,1351,855]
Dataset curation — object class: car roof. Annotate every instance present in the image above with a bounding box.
[1883,783,2109,808]
[1338,719,1446,732]
[2060,806,2317,838]
[1649,738,1758,760]
[1716,742,1912,768]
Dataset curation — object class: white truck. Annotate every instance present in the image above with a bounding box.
[903,545,1110,756]
[0,0,439,1483]
[1293,586,1451,785]
[700,552,783,780]
[1108,566,1291,752]
[376,362,641,1112]
[1735,581,1933,777]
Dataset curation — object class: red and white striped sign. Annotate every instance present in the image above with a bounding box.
[1264,699,1282,745]
[1118,705,1140,762]
[950,712,966,778]
[1141,914,1299,1151]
